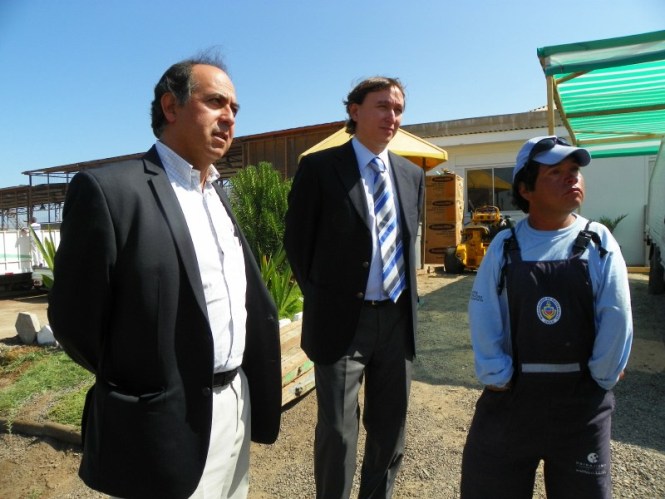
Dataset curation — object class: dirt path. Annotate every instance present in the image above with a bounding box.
[0,291,48,341]
[0,272,663,498]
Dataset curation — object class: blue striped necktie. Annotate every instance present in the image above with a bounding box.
[369,157,406,302]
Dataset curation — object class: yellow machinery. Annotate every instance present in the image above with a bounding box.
[444,206,511,273]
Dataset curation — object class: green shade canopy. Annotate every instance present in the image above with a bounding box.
[538,30,665,158]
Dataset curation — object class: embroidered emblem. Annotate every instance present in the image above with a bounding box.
[575,450,607,475]
[536,297,561,325]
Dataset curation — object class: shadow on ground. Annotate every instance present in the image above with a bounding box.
[414,272,665,453]
[414,274,478,388]
[612,275,665,453]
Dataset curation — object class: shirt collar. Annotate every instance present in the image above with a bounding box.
[155,141,220,189]
[351,137,391,171]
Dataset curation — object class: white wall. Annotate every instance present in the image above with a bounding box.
[581,155,651,266]
[0,230,32,273]
[0,229,61,274]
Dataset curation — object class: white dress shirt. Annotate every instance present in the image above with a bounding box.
[352,137,402,301]
[155,141,247,373]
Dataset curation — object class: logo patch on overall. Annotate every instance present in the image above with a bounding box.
[536,297,561,325]
[575,450,608,475]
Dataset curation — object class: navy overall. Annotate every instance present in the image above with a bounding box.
[461,225,614,499]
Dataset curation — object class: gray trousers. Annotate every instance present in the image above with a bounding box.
[313,296,413,499]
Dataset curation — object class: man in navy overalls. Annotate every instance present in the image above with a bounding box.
[461,136,633,498]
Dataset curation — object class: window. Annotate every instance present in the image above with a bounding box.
[466,167,517,213]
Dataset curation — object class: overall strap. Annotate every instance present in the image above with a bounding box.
[572,221,608,258]
[497,226,519,295]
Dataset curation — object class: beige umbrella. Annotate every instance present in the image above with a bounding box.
[299,127,447,171]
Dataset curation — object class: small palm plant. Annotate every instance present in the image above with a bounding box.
[229,162,302,319]
[596,213,628,234]
[228,162,291,264]
[29,226,56,289]
[260,245,303,320]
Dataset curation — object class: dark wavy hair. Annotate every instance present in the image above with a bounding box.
[512,160,542,213]
[343,77,406,134]
[150,52,228,138]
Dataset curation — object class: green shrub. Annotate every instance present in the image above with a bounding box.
[229,162,291,264]
[260,246,303,320]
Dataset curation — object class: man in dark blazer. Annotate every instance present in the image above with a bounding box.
[48,55,281,499]
[284,77,425,498]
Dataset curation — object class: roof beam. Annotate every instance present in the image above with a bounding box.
[565,103,665,119]
[576,133,664,146]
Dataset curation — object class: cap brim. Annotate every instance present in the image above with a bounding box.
[534,144,591,167]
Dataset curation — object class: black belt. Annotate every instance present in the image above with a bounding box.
[364,299,392,307]
[212,368,239,388]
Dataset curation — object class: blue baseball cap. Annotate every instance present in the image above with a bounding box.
[513,136,591,181]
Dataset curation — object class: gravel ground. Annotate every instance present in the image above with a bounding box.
[1,272,663,498]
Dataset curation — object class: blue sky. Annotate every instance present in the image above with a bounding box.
[1,0,663,188]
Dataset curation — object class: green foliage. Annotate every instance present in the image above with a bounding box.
[47,383,91,429]
[227,162,303,318]
[229,162,291,264]
[0,346,47,373]
[29,226,57,289]
[0,348,92,426]
[596,213,628,234]
[25,488,43,499]
[260,246,303,320]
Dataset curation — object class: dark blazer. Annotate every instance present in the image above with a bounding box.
[48,146,282,499]
[284,140,425,364]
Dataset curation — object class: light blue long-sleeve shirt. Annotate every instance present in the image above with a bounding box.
[468,214,633,390]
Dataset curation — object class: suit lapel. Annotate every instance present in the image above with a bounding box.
[389,151,417,239]
[334,141,371,228]
[143,147,209,320]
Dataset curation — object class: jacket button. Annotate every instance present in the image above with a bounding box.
[356,292,364,299]
[202,387,212,397]
[362,261,369,268]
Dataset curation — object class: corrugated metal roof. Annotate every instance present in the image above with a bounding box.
[538,30,665,157]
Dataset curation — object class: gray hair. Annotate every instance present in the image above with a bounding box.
[150,51,228,137]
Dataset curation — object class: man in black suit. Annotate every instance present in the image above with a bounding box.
[48,54,281,499]
[284,77,425,498]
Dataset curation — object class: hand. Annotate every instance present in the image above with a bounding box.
[486,382,511,392]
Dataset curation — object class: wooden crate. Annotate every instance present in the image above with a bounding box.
[424,173,464,265]
[425,199,464,222]
[423,221,463,264]
[280,320,315,406]
[425,173,464,200]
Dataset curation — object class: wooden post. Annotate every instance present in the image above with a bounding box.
[547,75,555,135]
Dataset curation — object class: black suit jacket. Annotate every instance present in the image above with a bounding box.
[48,147,282,499]
[284,140,425,364]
